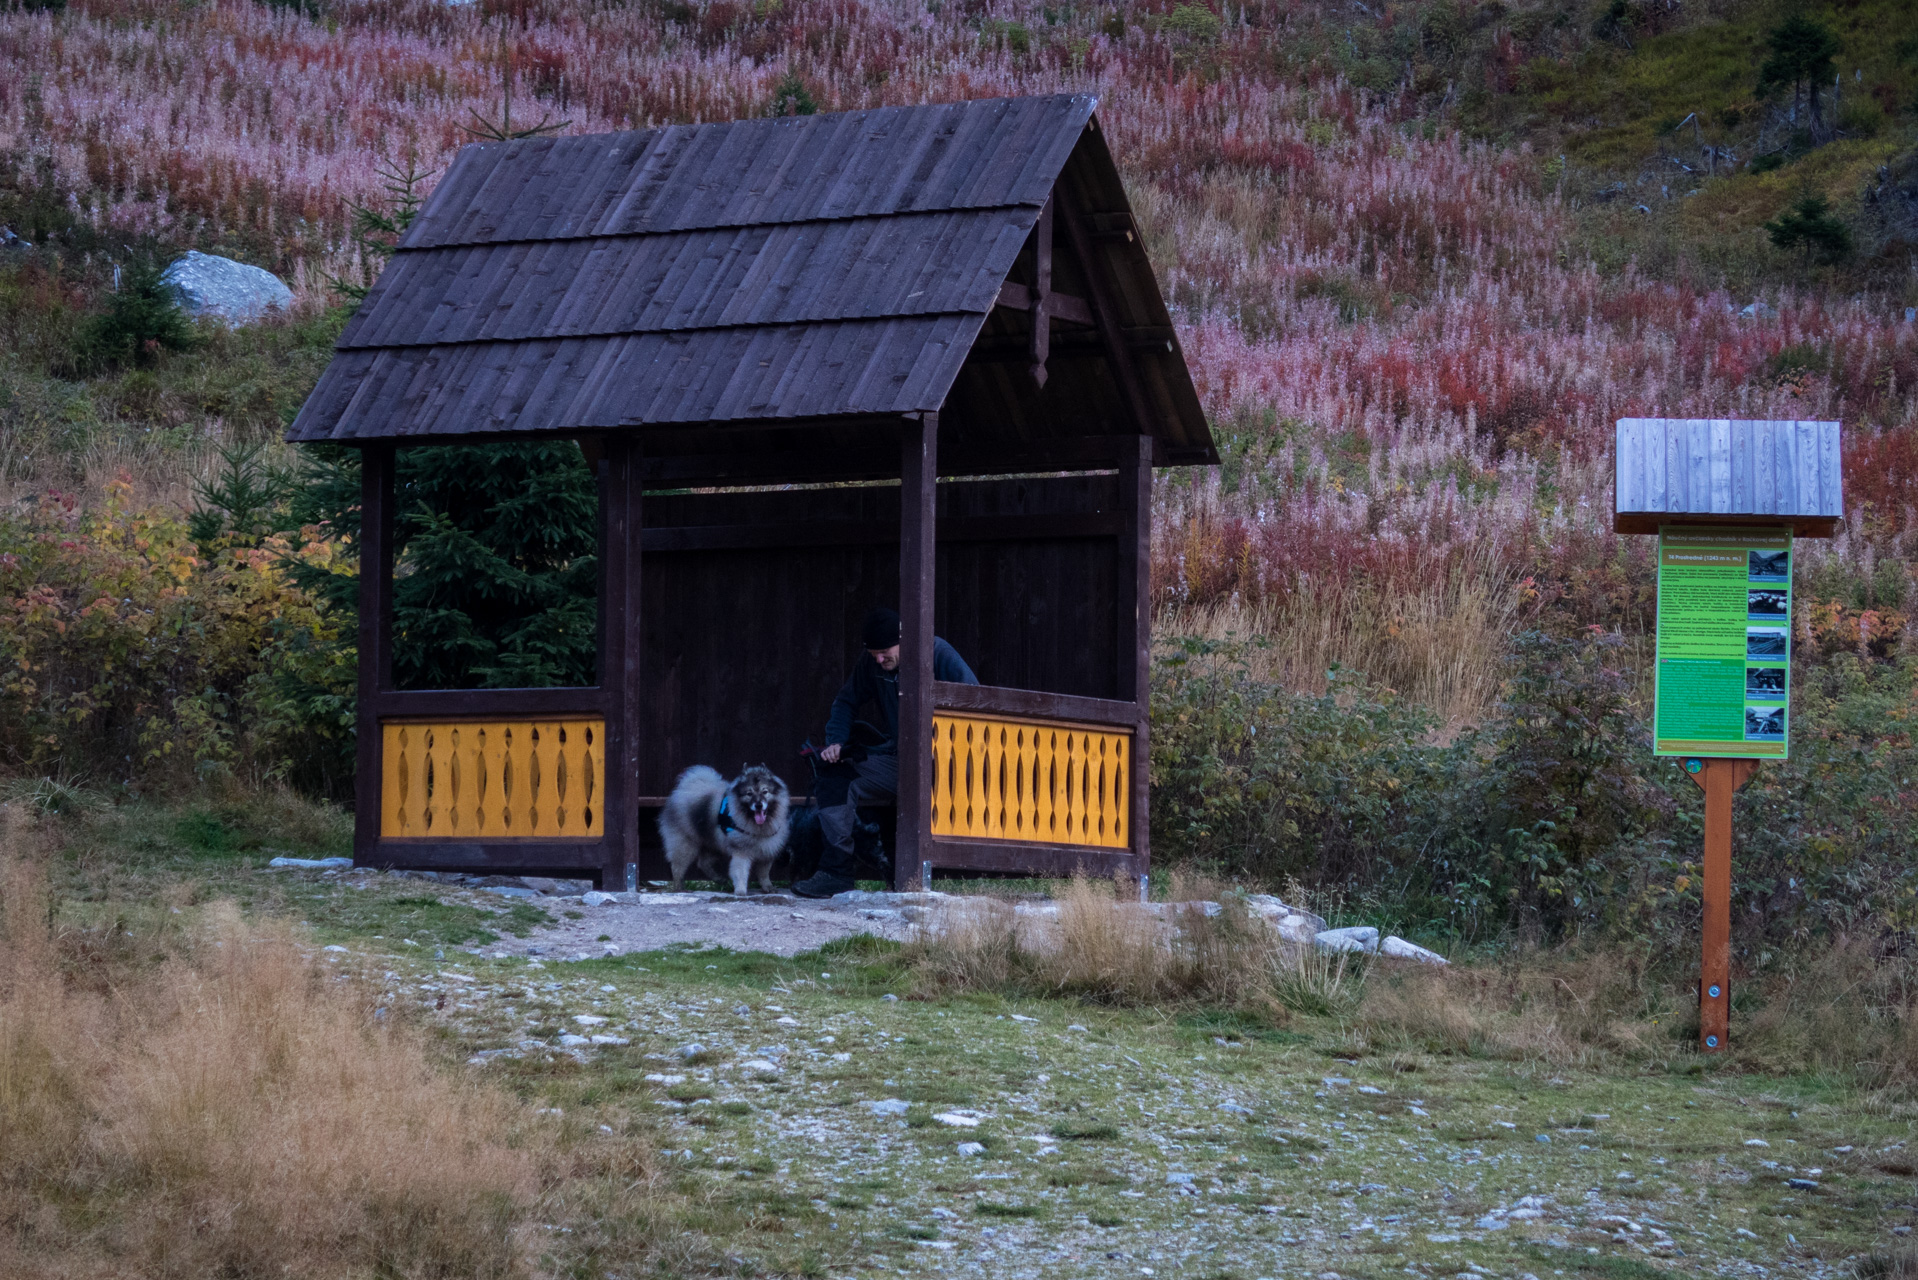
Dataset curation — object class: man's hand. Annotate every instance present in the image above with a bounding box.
[820,742,844,764]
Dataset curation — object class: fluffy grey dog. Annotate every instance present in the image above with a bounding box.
[659,764,792,894]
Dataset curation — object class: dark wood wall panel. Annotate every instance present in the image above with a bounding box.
[637,475,1122,798]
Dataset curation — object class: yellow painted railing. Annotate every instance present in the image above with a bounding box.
[381,720,604,840]
[930,713,1130,849]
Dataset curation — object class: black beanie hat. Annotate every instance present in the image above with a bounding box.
[862,607,902,650]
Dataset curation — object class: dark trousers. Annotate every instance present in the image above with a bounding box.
[817,753,898,878]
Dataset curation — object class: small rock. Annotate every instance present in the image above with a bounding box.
[1165,1172,1195,1185]
[589,1034,630,1046]
[1477,1214,1508,1230]
[322,944,348,953]
[643,1073,685,1085]
[1322,1077,1352,1087]
[558,1033,591,1047]
[1314,926,1379,954]
[1535,1133,1552,1144]
[933,1111,983,1128]
[867,1098,911,1117]
[1009,1014,1038,1023]
[574,1015,608,1026]
[1356,1183,1387,1194]
[774,1016,799,1026]
[269,856,354,870]
[1067,1024,1088,1032]
[1408,1105,1430,1117]
[739,1059,780,1074]
[1745,1139,1771,1147]
[161,250,294,326]
[483,885,541,900]
[882,993,900,1002]
[957,1142,986,1156]
[1357,1085,1386,1095]
[677,1043,706,1059]
[1785,1178,1819,1190]
[1219,1101,1253,1116]
[1380,935,1448,965]
[581,890,619,906]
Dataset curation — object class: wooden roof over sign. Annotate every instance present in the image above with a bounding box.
[1614,418,1844,537]
[287,94,1217,479]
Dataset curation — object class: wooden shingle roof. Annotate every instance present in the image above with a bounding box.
[1614,418,1843,536]
[287,94,1215,473]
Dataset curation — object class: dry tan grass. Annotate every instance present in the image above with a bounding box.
[911,873,1354,1017]
[0,808,544,1280]
[1157,554,1522,733]
[1355,950,1677,1068]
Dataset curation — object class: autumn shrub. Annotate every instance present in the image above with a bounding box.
[0,475,339,790]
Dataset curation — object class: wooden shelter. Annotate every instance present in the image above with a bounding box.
[288,94,1215,892]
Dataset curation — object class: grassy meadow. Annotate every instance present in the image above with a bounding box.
[11,798,1918,1277]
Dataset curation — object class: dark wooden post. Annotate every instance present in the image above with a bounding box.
[1687,757,1758,1052]
[1118,434,1153,898]
[352,443,396,865]
[895,412,938,892]
[598,436,644,891]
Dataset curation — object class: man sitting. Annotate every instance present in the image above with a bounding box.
[790,607,978,899]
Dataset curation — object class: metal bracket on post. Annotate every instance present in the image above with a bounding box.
[1685,756,1759,1052]
[922,862,933,893]
[1138,874,1149,904]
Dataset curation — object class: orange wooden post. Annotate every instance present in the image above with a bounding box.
[1686,757,1758,1052]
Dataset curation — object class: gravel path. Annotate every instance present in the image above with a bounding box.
[475,890,921,960]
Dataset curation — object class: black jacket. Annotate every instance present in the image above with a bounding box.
[825,638,978,755]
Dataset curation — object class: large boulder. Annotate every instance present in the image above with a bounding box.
[161,251,294,326]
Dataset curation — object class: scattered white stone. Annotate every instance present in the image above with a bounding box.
[269,856,353,870]
[559,1034,591,1047]
[581,890,619,906]
[1009,1014,1038,1023]
[590,1034,630,1046]
[1380,935,1448,965]
[934,1111,984,1128]
[644,1073,686,1085]
[161,251,295,326]
[1746,1139,1771,1148]
[574,1015,609,1026]
[1165,1172,1195,1185]
[867,1098,911,1117]
[739,1059,780,1074]
[1477,1214,1508,1230]
[1067,1024,1088,1032]
[1408,1105,1430,1117]
[677,1044,706,1059]
[774,1016,799,1026]
[322,945,348,953]
[1314,926,1379,954]
[1357,1085,1386,1095]
[957,1142,986,1156]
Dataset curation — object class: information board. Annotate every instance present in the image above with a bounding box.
[1653,526,1793,758]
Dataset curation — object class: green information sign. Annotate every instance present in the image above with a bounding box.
[1653,525,1792,758]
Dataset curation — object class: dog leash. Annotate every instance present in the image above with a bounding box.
[715,794,742,835]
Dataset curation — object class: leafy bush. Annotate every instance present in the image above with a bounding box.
[1150,637,1441,889]
[1152,628,1917,952]
[0,477,335,790]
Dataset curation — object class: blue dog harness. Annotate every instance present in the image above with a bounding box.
[716,795,743,835]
